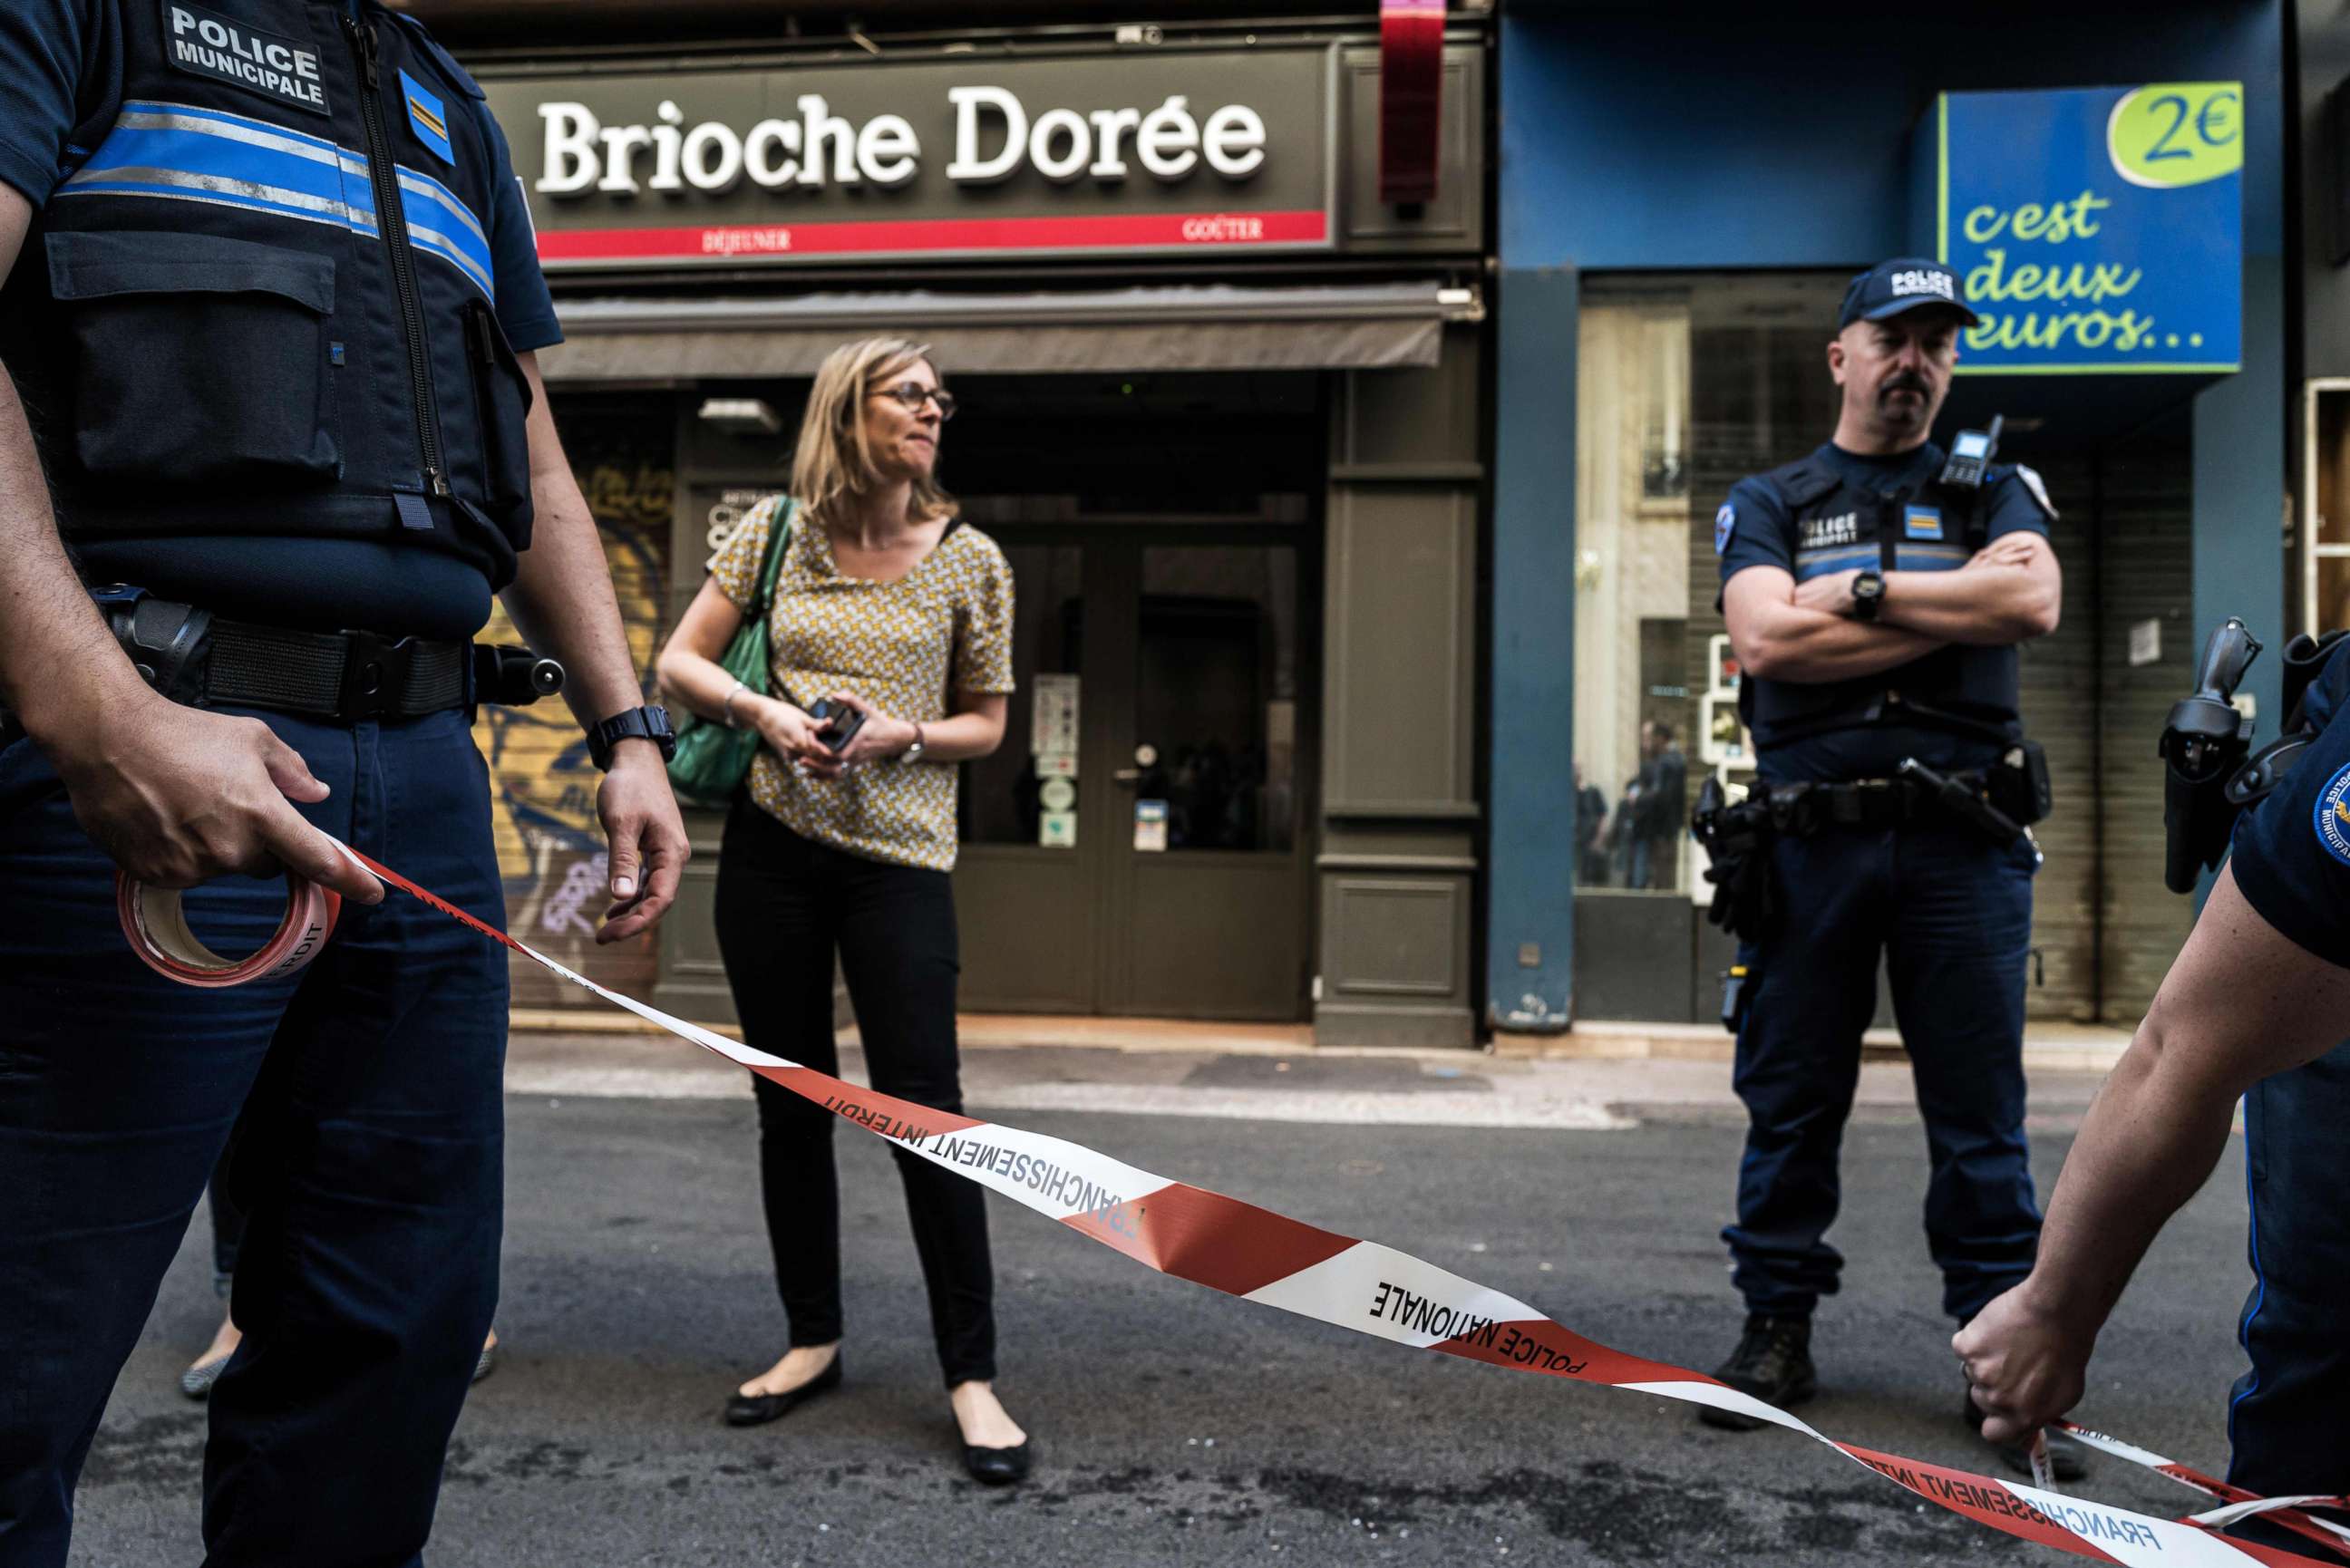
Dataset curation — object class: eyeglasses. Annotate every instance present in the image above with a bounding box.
[872,382,957,421]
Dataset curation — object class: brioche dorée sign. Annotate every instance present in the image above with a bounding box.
[482,47,1335,267]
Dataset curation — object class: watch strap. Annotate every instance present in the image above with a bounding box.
[588,704,676,769]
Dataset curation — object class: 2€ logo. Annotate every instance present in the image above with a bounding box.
[2314,761,2350,868]
[1714,503,1736,556]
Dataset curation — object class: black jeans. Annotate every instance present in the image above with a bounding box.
[714,796,996,1387]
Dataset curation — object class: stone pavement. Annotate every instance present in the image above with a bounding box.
[506,1011,2127,1134]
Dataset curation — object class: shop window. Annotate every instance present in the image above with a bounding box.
[1574,276,1846,895]
[2305,381,2350,634]
[1134,545,1301,855]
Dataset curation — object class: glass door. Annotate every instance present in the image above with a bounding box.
[955,531,1313,1020]
[1100,542,1307,1018]
[956,542,1093,1012]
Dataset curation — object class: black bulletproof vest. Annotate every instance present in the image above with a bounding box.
[3,0,535,589]
[1737,453,2024,750]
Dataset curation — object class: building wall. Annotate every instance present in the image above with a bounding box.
[2301,4,2350,381]
[1493,0,2287,1028]
[472,398,676,1010]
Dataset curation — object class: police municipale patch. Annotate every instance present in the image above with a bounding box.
[1714,503,1736,555]
[2315,762,2350,869]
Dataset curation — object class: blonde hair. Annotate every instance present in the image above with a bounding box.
[788,337,958,526]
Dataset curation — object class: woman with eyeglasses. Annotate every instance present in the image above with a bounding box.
[655,339,1028,1483]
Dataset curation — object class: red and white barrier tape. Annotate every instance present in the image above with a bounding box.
[2057,1424,2350,1557]
[121,857,2346,1568]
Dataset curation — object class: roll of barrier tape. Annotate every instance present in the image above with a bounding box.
[116,868,342,989]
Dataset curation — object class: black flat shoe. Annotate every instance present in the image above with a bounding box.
[962,1439,1032,1486]
[723,1356,842,1428]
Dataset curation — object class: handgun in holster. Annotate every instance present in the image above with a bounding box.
[1692,775,1782,943]
[2160,618,2262,894]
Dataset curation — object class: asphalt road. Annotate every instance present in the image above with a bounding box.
[76,1098,2257,1567]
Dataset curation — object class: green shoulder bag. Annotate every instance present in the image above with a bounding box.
[665,496,796,809]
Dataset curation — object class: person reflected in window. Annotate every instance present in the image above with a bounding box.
[1627,721,1688,890]
[1574,764,1611,887]
[655,339,1030,1486]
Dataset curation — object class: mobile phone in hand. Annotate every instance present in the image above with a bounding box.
[808,700,866,754]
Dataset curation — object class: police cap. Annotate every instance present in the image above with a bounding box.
[1838,257,1981,331]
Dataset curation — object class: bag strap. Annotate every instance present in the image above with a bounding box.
[753,497,797,614]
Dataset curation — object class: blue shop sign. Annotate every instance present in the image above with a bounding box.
[1937,84,2241,374]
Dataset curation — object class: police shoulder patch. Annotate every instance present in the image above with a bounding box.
[1714,503,1737,556]
[2315,762,2350,868]
[2014,463,2059,522]
[402,69,454,166]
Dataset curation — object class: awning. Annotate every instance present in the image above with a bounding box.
[537,282,1483,383]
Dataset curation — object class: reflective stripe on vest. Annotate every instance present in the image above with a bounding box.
[56,100,491,298]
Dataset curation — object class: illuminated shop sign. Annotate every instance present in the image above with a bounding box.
[488,47,1336,267]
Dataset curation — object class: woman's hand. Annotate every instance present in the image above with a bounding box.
[819,690,919,769]
[749,696,844,780]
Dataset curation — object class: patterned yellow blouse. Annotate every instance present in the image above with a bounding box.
[709,495,1015,872]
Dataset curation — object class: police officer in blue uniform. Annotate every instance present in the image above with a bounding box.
[1699,259,2077,1476]
[0,2,691,1562]
[1962,631,2350,1554]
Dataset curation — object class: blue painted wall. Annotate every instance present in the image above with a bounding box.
[1489,1,2287,1025]
[1486,266,1579,1031]
[1500,4,2284,272]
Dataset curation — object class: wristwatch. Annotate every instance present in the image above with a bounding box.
[586,704,676,770]
[903,722,926,762]
[1850,570,1887,623]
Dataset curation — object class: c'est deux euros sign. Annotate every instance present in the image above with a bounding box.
[1937,82,2242,375]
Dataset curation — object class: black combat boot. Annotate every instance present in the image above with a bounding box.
[1965,1393,2090,1482]
[1699,1313,1817,1431]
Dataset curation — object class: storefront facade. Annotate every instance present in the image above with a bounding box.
[1493,1,2288,1032]
[452,10,1492,1044]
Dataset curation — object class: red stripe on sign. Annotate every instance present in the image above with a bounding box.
[1427,1317,1714,1389]
[1081,1184,1354,1297]
[1838,1445,2124,1563]
[537,208,1329,264]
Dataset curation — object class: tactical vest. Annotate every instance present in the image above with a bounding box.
[1738,452,2025,750]
[4,0,535,589]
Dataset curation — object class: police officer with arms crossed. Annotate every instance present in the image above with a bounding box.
[0,2,689,1563]
[1960,629,2350,1553]
[1700,258,2077,1476]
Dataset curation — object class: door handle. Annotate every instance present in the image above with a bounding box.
[1112,768,1142,784]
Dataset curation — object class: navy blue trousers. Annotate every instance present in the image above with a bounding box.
[0,707,509,1568]
[1724,821,2043,1322]
[2228,1040,2350,1500]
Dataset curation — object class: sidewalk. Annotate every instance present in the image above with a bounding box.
[505,1011,2127,1132]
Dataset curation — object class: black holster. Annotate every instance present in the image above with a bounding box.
[1986,739,2053,828]
[1692,776,1782,944]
